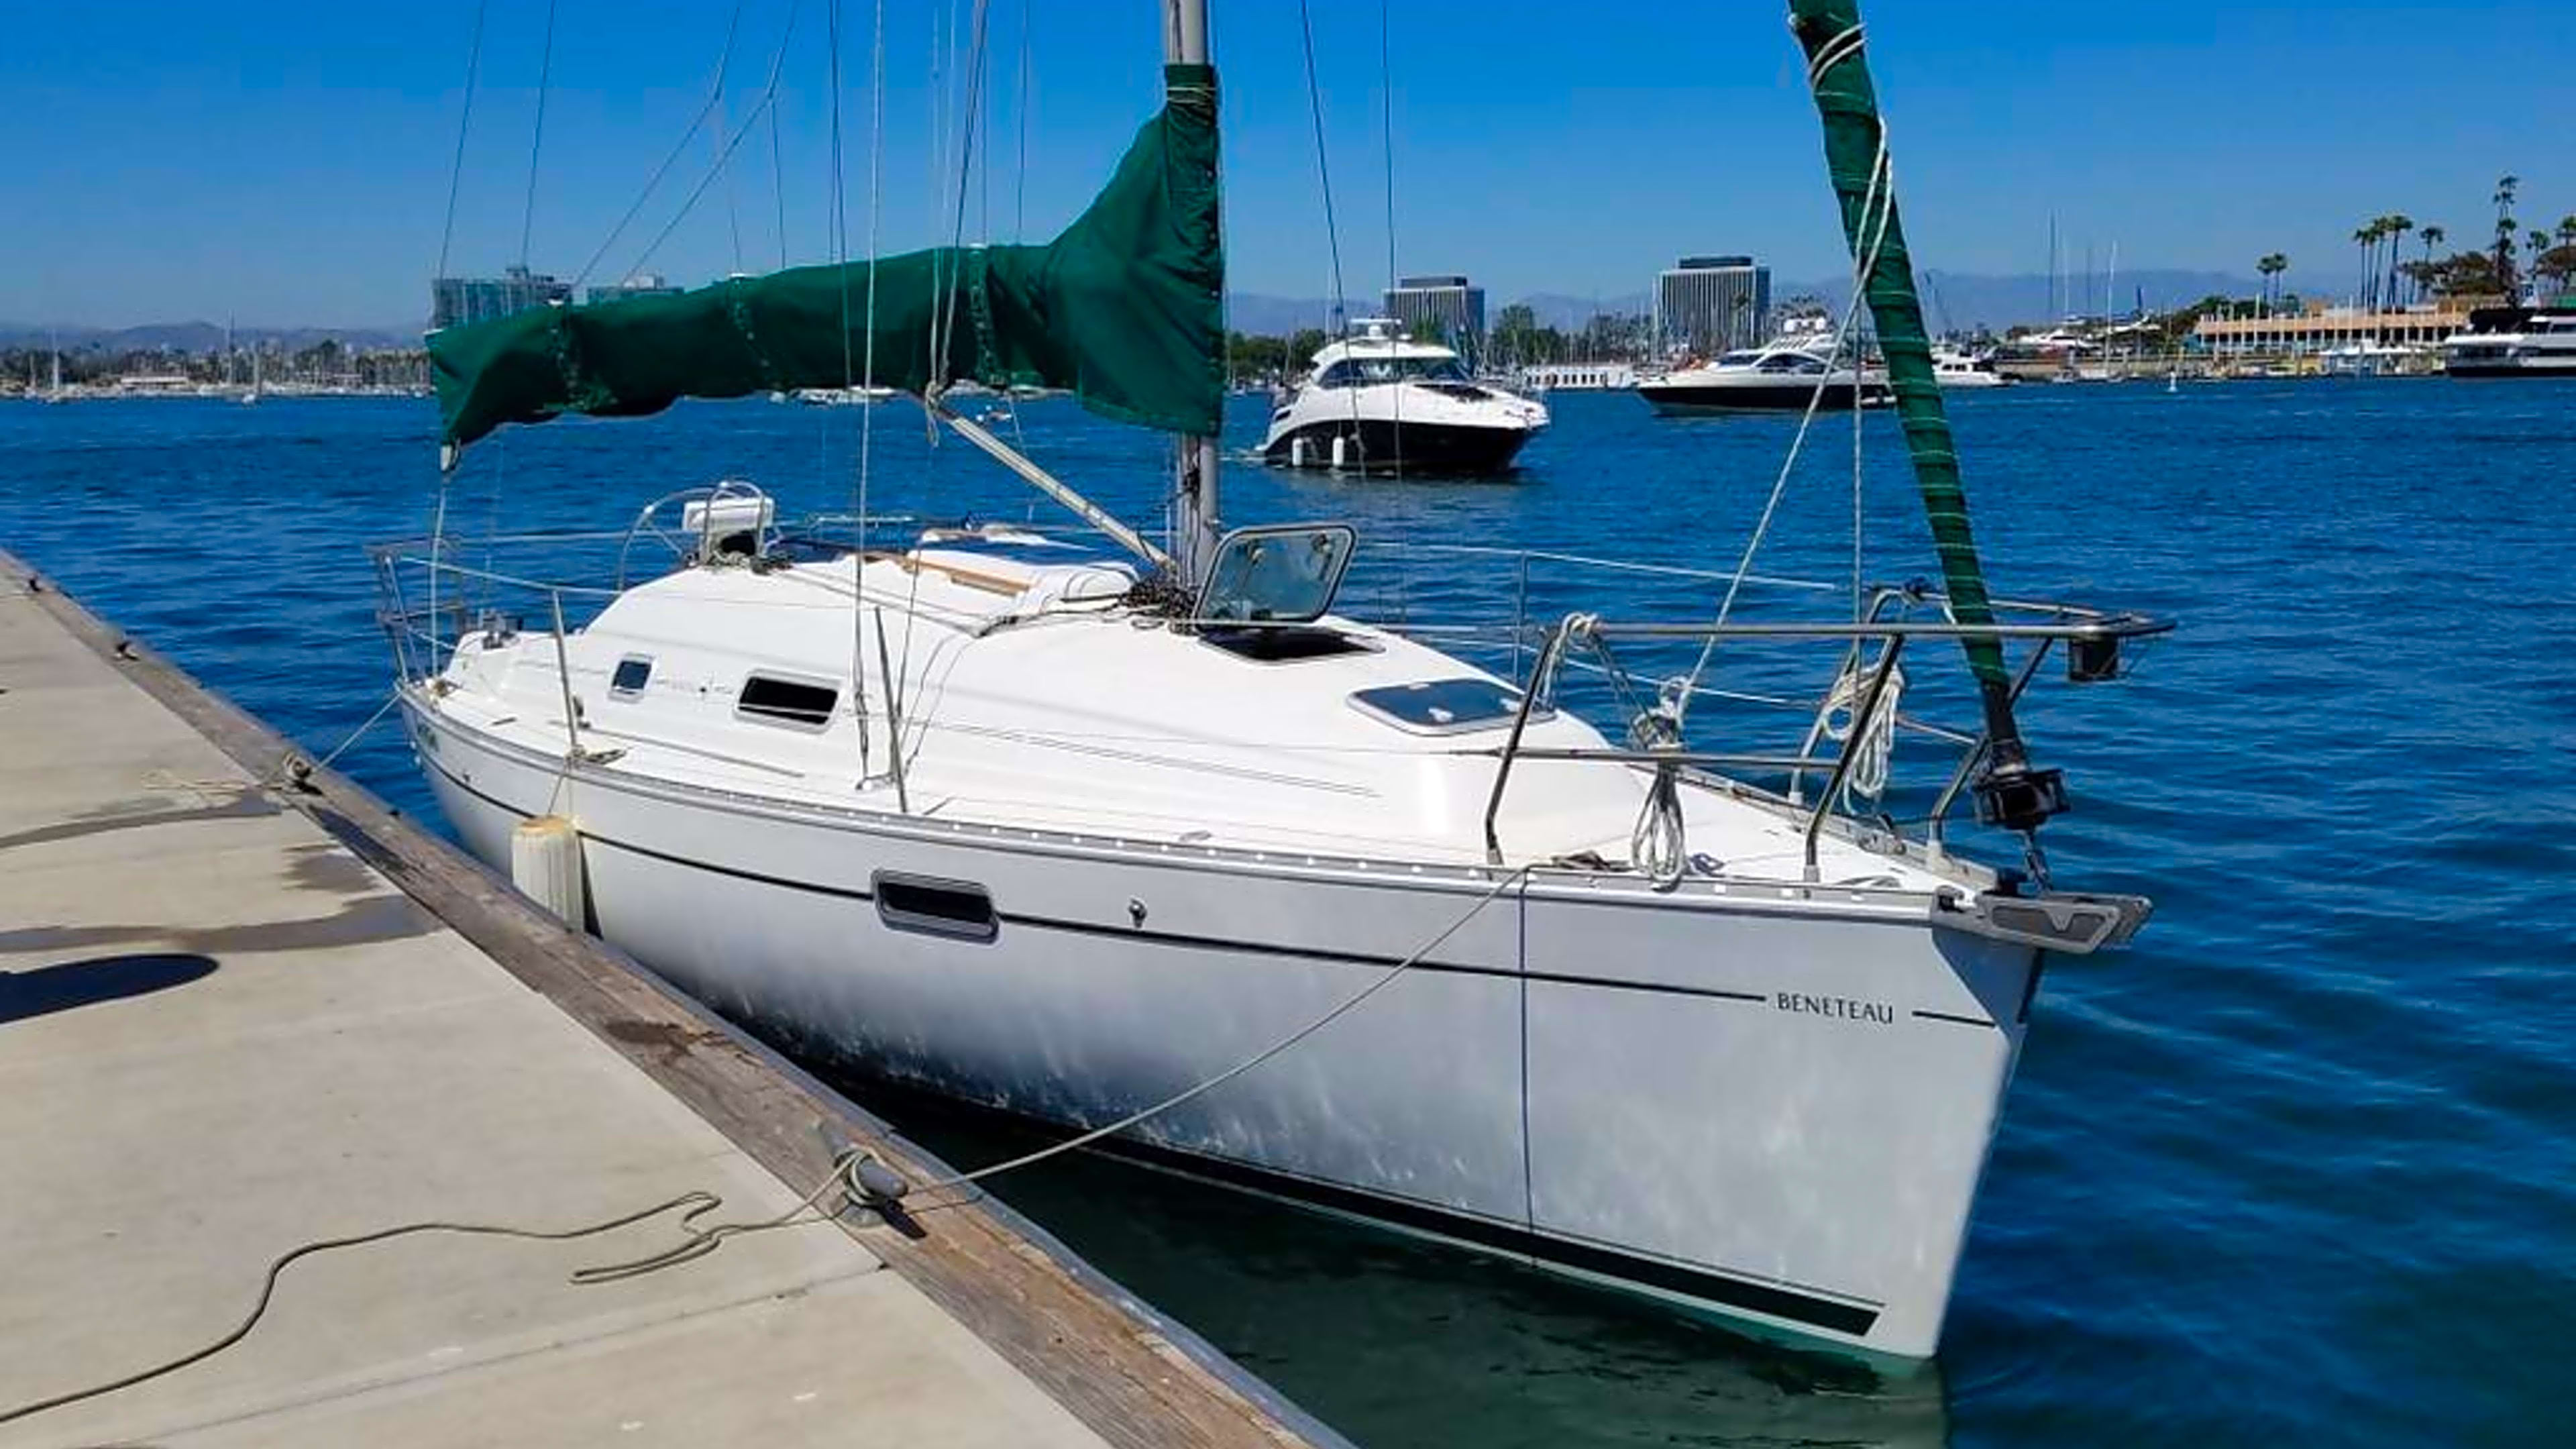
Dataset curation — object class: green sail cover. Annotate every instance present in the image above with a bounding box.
[1787,3,2008,692]
[434,64,1222,452]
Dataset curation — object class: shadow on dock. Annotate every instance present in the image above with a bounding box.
[0,951,217,1025]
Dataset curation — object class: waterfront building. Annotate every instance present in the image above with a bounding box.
[586,272,685,305]
[1383,274,1486,358]
[2192,301,2478,359]
[1655,256,1770,357]
[431,266,572,331]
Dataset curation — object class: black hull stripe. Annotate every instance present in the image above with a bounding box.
[1069,1132,1880,1336]
[427,754,1774,1006]
[1911,1008,1996,1030]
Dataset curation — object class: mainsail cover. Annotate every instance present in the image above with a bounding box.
[433,64,1222,453]
[1786,3,2008,693]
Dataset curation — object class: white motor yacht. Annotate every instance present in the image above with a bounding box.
[1261,320,1548,475]
[1933,347,2010,389]
[2442,306,2576,377]
[1638,331,1893,415]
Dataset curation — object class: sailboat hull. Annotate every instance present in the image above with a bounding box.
[410,694,2039,1364]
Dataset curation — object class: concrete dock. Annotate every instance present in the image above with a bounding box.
[0,551,1334,1449]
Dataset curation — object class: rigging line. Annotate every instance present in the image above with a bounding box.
[1669,136,1894,730]
[767,53,789,270]
[1378,0,1408,597]
[1295,0,1349,331]
[571,0,759,288]
[932,0,994,390]
[518,0,561,271]
[621,3,806,283]
[852,0,889,777]
[910,866,1536,1201]
[1012,0,1030,242]
[715,0,747,274]
[433,0,490,286]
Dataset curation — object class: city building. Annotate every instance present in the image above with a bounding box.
[1655,256,1770,356]
[1383,274,1487,356]
[430,266,572,331]
[586,272,686,306]
[2191,300,2475,358]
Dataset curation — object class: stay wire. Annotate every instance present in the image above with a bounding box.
[433,0,490,286]
[715,0,748,274]
[572,0,762,288]
[518,0,560,271]
[620,1,804,284]
[1294,0,1348,332]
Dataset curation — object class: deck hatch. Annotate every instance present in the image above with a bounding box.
[874,872,999,943]
[736,673,838,729]
[610,656,653,699]
[1349,678,1546,735]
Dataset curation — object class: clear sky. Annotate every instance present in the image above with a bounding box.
[2,0,2568,329]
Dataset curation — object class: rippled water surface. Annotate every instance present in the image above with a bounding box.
[5,380,2571,1447]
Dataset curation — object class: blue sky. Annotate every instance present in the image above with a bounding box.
[1,0,2568,328]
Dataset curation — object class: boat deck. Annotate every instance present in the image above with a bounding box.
[0,550,1332,1449]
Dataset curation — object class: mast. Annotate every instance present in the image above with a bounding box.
[1165,0,1222,583]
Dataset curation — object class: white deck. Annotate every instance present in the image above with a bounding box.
[436,549,1956,892]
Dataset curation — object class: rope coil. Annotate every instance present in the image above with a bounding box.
[1819,658,1904,806]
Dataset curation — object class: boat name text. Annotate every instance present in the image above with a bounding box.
[1774,991,1894,1026]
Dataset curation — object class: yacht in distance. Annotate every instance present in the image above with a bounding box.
[1638,321,1894,415]
[1933,346,2011,388]
[2443,306,2576,377]
[1261,319,1549,474]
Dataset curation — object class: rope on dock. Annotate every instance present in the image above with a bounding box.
[0,1187,792,1428]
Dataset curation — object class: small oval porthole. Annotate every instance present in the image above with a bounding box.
[873,871,998,943]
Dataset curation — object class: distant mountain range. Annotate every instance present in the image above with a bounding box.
[0,321,415,352]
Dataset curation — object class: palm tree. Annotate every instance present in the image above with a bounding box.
[2353,223,2377,311]
[2257,253,2286,314]
[2420,223,2445,303]
[2384,213,2413,309]
[2493,175,2521,295]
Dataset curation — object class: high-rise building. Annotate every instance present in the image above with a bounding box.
[430,266,573,331]
[585,272,685,306]
[1382,274,1487,358]
[1654,256,1770,356]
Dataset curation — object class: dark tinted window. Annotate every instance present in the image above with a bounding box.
[610,657,652,697]
[738,674,837,727]
[874,872,998,943]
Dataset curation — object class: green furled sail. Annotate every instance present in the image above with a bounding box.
[1786,3,2007,694]
[433,64,1222,453]
[1791,0,2067,834]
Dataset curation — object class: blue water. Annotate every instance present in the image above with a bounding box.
[5,381,2572,1446]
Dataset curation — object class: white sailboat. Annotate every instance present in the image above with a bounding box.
[380,0,2168,1365]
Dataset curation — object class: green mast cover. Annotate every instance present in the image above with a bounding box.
[1786,2,2008,693]
[433,64,1223,453]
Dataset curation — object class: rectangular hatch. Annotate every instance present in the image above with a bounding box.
[1348,678,1546,735]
